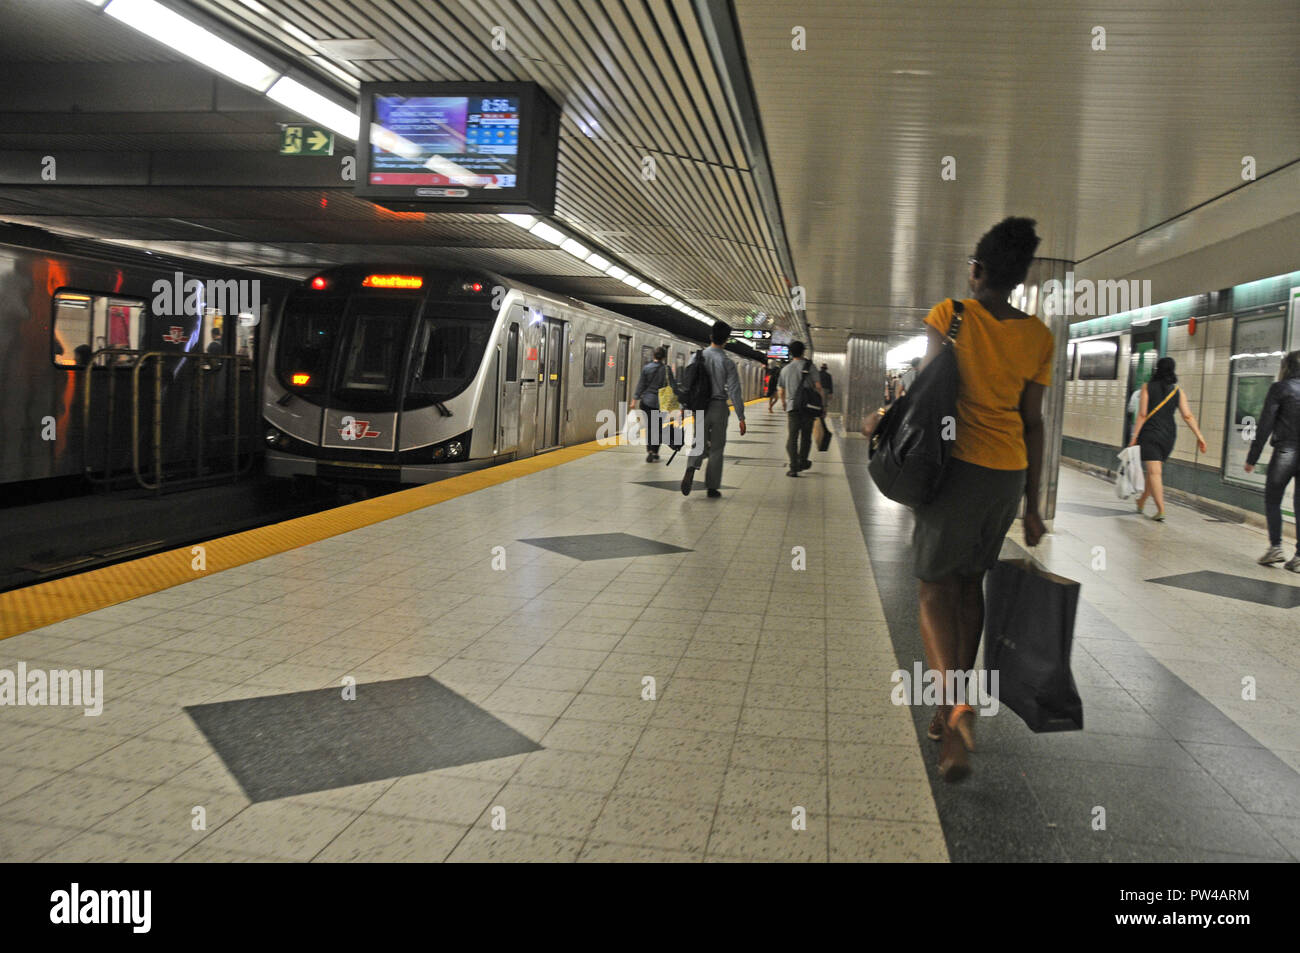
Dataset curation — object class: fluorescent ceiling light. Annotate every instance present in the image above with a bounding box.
[84,0,110,6]
[620,274,642,288]
[604,265,628,280]
[107,0,280,92]
[636,282,654,294]
[584,253,610,271]
[649,290,667,301]
[267,76,359,139]
[560,238,589,259]
[499,213,536,229]
[528,221,566,245]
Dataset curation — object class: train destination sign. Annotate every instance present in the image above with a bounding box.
[356,81,560,214]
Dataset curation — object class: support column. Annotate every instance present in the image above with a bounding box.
[1015,257,1072,524]
[844,335,888,435]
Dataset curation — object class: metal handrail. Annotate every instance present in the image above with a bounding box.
[78,346,254,493]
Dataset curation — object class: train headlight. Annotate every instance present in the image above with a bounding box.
[446,440,463,459]
[265,427,290,449]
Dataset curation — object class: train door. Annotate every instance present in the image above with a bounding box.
[495,314,522,454]
[615,334,631,429]
[1124,329,1158,445]
[536,316,565,451]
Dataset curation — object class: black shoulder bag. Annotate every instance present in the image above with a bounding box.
[867,300,964,507]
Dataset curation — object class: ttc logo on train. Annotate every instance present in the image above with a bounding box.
[339,416,381,441]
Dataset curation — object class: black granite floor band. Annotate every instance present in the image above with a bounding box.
[840,438,1298,862]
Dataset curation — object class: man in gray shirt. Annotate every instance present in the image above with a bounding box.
[681,321,747,499]
[777,340,825,477]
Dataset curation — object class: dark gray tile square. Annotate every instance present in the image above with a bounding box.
[185,676,542,802]
[517,532,691,561]
[1147,570,1300,608]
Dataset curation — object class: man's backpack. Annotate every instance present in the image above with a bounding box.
[792,360,823,414]
[679,349,713,411]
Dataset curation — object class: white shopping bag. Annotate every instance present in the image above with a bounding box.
[1114,445,1145,499]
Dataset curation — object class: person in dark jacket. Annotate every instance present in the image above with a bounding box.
[632,346,673,462]
[819,364,834,414]
[1246,350,1300,570]
[1129,356,1208,522]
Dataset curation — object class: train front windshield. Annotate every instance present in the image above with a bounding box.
[406,315,493,407]
[277,295,492,410]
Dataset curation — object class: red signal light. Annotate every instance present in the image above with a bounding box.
[311,277,328,290]
[471,282,483,292]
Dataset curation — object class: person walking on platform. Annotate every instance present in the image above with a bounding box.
[861,216,1053,783]
[1129,356,1207,522]
[778,341,824,477]
[766,359,783,412]
[680,322,747,499]
[1246,350,1300,569]
[819,363,834,414]
[633,346,673,462]
[898,357,920,397]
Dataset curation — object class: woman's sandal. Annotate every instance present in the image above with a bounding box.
[938,705,975,783]
[951,704,976,752]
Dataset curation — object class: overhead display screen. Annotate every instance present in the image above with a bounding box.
[356,82,559,215]
[368,95,520,189]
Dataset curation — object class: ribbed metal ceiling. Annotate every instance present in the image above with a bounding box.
[735,0,1300,348]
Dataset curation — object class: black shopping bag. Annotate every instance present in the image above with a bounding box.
[983,558,1084,732]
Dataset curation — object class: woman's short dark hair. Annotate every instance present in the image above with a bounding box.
[974,217,1041,293]
[1154,356,1177,384]
[653,346,667,361]
[1280,350,1300,381]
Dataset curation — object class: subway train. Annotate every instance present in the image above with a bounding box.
[1059,271,1299,515]
[261,265,767,484]
[0,225,289,490]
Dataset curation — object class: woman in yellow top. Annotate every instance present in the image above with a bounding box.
[863,217,1054,782]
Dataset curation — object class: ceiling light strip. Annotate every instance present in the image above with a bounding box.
[499,214,720,328]
[90,0,359,141]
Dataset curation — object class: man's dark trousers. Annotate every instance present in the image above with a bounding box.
[786,410,814,470]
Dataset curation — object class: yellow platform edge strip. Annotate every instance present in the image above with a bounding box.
[0,398,768,640]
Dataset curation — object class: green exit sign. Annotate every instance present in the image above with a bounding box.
[280,124,334,156]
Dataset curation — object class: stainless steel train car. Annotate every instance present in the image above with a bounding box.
[0,225,289,490]
[1061,271,1299,516]
[261,265,766,484]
